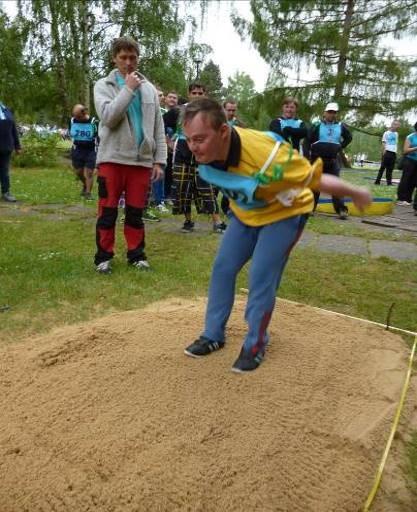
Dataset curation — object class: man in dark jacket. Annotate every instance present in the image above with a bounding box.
[308,102,352,219]
[269,96,307,153]
[0,102,21,202]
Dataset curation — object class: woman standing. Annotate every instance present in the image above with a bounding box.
[397,122,417,214]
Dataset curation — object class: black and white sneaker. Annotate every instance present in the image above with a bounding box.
[184,337,225,358]
[213,222,227,234]
[338,208,349,220]
[231,348,264,373]
[96,260,111,274]
[130,259,150,270]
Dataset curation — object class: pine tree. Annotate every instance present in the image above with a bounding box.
[232,0,417,123]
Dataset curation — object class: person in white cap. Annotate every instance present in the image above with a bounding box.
[308,102,352,219]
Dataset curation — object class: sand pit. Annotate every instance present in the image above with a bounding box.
[0,298,416,512]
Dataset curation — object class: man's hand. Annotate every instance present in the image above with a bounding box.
[351,187,372,211]
[125,72,145,92]
[151,164,164,182]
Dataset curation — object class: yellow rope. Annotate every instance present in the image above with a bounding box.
[363,335,417,511]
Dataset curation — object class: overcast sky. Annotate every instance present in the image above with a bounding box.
[2,0,416,94]
[1,0,270,91]
[189,1,270,91]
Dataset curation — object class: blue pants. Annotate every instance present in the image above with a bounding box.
[0,152,12,194]
[202,213,307,353]
[152,177,165,205]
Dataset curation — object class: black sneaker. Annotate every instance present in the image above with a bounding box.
[213,222,227,234]
[231,348,264,373]
[184,337,224,358]
[181,220,195,233]
[339,208,349,220]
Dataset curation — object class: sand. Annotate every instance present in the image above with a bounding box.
[0,297,416,512]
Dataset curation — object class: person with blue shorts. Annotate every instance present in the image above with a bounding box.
[69,104,98,200]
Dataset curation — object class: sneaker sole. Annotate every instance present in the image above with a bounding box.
[184,349,205,358]
[231,366,246,374]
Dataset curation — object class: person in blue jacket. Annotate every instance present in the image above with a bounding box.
[0,101,21,202]
[269,96,307,153]
[308,102,352,219]
[69,104,98,200]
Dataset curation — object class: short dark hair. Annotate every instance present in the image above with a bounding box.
[414,122,417,132]
[223,98,237,108]
[166,90,178,97]
[183,98,226,130]
[111,36,139,58]
[282,96,299,107]
[188,83,206,94]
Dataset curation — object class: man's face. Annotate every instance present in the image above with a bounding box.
[391,121,400,131]
[157,90,165,107]
[282,102,297,119]
[324,110,337,122]
[188,87,206,101]
[224,102,237,121]
[165,93,178,109]
[73,105,88,121]
[113,49,139,76]
[183,113,228,163]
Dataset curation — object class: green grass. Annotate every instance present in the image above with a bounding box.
[408,431,417,485]
[2,163,416,489]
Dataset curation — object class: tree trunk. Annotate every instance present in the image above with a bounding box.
[48,0,70,124]
[79,0,90,109]
[334,0,355,100]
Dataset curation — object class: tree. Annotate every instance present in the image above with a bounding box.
[232,0,417,123]
[223,71,259,126]
[223,71,255,104]
[199,59,223,99]
[0,11,28,114]
[13,0,208,123]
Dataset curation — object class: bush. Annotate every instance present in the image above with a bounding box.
[12,131,62,168]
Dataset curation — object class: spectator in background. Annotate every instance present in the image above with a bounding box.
[163,90,179,203]
[164,82,225,233]
[0,101,21,202]
[375,120,401,185]
[148,86,169,214]
[223,99,245,128]
[269,97,307,153]
[69,104,98,200]
[308,102,352,219]
[93,36,166,274]
[397,121,417,211]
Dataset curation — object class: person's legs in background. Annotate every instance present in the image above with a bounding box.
[94,163,125,272]
[0,152,16,202]
[124,165,152,268]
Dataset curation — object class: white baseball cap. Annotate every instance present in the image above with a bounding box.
[324,102,339,112]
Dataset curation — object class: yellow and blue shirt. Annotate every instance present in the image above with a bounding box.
[198,127,322,227]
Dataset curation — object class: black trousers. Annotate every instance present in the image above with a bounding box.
[397,158,417,203]
[375,151,396,185]
[313,157,347,214]
[0,151,12,194]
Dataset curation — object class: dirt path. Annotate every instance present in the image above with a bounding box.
[0,298,415,511]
